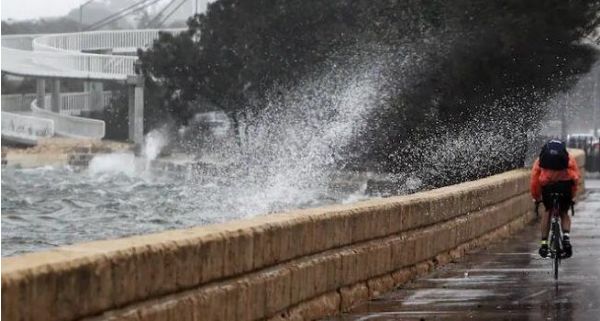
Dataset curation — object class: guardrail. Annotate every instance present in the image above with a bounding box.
[31,100,105,139]
[60,91,112,116]
[35,49,139,78]
[32,29,184,52]
[2,46,134,80]
[1,93,39,112]
[1,34,36,50]
[1,111,55,145]
[3,91,112,115]
[2,29,184,80]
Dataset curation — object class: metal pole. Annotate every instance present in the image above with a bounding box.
[594,76,598,138]
[195,0,198,14]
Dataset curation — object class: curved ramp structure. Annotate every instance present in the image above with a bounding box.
[1,29,183,143]
[2,29,182,80]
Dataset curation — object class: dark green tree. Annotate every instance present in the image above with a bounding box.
[138,0,600,178]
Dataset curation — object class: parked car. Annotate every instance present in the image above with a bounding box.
[567,133,596,149]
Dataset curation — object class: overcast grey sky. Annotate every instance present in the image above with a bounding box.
[1,0,208,21]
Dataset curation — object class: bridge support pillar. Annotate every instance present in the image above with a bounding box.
[89,82,104,113]
[127,74,144,156]
[51,79,61,113]
[36,79,46,109]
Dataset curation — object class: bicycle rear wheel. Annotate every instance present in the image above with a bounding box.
[554,252,559,280]
[552,222,561,281]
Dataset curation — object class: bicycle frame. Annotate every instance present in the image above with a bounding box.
[547,193,564,281]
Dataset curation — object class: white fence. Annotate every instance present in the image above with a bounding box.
[33,49,139,79]
[2,46,135,80]
[1,93,38,112]
[60,91,112,116]
[1,35,36,50]
[31,100,105,139]
[1,111,55,145]
[3,91,112,116]
[33,29,184,53]
[3,29,184,80]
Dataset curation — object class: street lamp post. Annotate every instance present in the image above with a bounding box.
[594,73,598,138]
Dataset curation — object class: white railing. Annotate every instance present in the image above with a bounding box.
[1,93,50,112]
[31,100,105,139]
[3,91,112,116]
[1,111,55,144]
[60,92,90,115]
[1,34,36,50]
[60,91,112,116]
[34,49,139,78]
[33,29,184,53]
[2,94,34,112]
[3,29,184,80]
[2,46,135,80]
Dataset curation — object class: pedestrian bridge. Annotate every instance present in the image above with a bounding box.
[2,29,181,80]
[1,29,183,144]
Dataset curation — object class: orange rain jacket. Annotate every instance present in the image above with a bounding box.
[530,154,581,201]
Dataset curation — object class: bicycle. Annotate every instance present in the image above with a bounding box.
[535,194,575,281]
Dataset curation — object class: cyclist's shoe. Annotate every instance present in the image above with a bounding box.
[539,244,549,258]
[562,239,572,258]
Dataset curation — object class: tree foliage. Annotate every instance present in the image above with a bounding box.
[139,0,600,175]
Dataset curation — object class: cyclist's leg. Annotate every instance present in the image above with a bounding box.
[560,209,573,258]
[560,210,571,233]
[541,209,551,240]
[539,209,551,257]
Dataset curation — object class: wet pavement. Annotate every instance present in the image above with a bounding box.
[328,179,600,321]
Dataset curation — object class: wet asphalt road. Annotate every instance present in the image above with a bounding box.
[328,179,600,321]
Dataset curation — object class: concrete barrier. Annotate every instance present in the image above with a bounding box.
[1,111,55,145]
[1,150,586,321]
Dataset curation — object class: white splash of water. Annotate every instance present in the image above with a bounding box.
[143,128,169,161]
[88,153,137,176]
[187,46,421,218]
[87,128,169,177]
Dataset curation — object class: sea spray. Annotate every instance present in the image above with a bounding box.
[143,127,169,161]
[87,127,170,176]
[186,46,424,217]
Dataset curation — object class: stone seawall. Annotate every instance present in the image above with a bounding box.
[1,150,586,321]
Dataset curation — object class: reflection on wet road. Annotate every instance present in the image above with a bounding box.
[329,179,600,321]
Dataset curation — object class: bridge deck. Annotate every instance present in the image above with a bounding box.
[329,179,600,321]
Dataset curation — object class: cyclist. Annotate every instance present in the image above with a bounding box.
[530,139,580,258]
